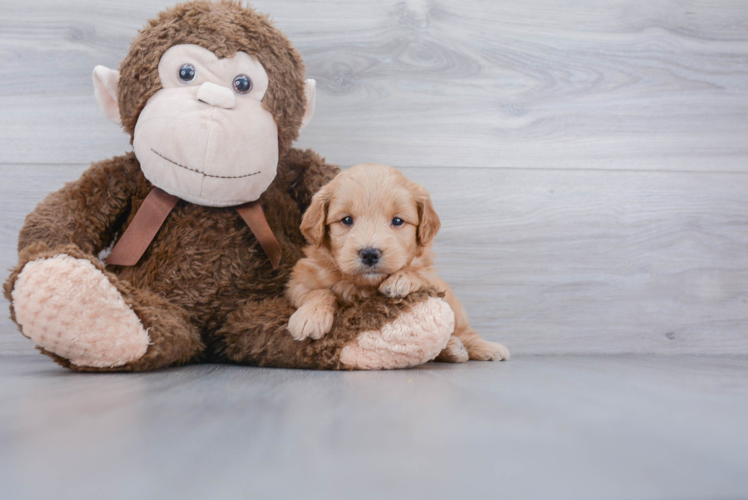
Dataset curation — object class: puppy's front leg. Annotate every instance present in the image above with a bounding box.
[287,289,338,341]
[379,269,431,298]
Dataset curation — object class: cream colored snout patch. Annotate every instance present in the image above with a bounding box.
[93,44,317,207]
[132,44,279,207]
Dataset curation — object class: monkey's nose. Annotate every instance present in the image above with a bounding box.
[196,82,236,109]
[359,248,382,267]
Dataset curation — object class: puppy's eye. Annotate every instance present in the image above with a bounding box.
[178,64,196,83]
[392,217,405,227]
[341,216,354,226]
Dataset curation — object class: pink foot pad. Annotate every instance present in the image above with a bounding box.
[11,255,149,368]
[340,297,454,369]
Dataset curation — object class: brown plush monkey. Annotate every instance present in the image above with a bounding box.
[3,1,454,371]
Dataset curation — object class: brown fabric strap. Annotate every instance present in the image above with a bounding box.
[106,187,180,266]
[106,188,281,269]
[235,201,282,270]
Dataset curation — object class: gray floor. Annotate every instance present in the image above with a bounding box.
[1,352,746,500]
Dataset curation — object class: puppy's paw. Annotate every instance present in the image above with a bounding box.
[434,336,469,363]
[287,304,335,341]
[466,339,510,361]
[379,271,423,298]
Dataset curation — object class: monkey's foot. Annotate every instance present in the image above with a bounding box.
[11,255,149,368]
[339,297,454,369]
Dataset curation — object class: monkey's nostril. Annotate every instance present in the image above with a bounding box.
[359,248,382,267]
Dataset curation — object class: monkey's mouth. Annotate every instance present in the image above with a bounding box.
[151,149,261,179]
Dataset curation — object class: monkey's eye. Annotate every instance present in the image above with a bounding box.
[341,216,354,226]
[233,74,252,94]
[392,217,405,227]
[178,64,196,83]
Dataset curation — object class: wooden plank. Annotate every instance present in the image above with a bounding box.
[1,163,747,354]
[1,355,747,499]
[404,166,748,354]
[1,0,747,169]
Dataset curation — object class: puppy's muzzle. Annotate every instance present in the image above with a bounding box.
[359,248,382,267]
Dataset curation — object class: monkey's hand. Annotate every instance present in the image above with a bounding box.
[379,270,430,299]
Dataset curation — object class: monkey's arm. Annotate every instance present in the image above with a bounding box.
[216,289,454,370]
[17,153,143,256]
[279,148,340,213]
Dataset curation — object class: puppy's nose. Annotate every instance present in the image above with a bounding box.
[359,248,382,267]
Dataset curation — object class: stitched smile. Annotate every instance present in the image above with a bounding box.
[151,149,261,179]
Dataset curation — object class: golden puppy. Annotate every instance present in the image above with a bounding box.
[286,164,509,362]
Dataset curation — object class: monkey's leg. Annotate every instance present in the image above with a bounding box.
[8,250,204,372]
[214,291,454,370]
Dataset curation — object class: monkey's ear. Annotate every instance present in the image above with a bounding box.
[92,65,121,125]
[300,182,331,247]
[415,185,441,247]
[299,79,316,132]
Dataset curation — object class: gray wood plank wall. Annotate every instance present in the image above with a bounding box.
[1,0,747,354]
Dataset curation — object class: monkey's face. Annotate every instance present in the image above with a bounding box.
[132,44,279,207]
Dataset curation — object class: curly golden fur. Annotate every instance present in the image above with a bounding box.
[285,164,510,362]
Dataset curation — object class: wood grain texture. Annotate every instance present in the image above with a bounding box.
[1,354,747,499]
[2,163,747,354]
[1,0,747,169]
[406,167,748,355]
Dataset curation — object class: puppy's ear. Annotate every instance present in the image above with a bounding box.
[414,185,441,246]
[301,183,332,246]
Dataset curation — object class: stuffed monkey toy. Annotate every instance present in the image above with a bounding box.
[3,1,454,371]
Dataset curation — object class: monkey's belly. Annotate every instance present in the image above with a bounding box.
[110,206,295,332]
